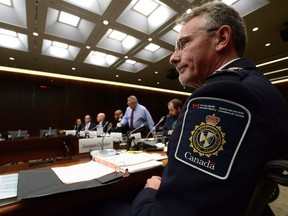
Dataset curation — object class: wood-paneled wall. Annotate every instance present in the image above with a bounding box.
[0,71,188,136]
[1,71,288,137]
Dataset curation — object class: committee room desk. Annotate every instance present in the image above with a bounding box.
[0,135,79,173]
[0,155,165,216]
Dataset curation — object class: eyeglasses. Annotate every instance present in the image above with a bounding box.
[174,28,219,52]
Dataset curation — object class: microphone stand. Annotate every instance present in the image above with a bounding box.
[93,124,116,156]
[128,124,145,150]
[145,116,165,140]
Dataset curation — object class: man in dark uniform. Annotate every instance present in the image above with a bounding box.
[128,2,288,216]
[98,2,288,216]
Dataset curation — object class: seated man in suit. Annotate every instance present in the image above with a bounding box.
[96,112,109,132]
[72,118,82,132]
[81,115,97,135]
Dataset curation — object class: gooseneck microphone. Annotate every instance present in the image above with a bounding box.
[145,116,165,139]
[130,123,145,135]
[92,123,116,156]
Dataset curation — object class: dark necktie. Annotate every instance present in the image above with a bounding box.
[130,109,134,129]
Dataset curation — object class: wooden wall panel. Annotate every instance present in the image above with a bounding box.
[0,71,189,136]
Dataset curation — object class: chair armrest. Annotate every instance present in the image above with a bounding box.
[263,159,288,186]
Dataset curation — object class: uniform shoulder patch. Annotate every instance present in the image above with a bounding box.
[175,97,251,179]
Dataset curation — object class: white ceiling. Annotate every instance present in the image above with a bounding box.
[0,0,287,93]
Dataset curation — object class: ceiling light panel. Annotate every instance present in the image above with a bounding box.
[58,11,80,27]
[0,28,28,51]
[133,0,159,16]
[62,0,112,15]
[134,45,172,63]
[0,0,26,28]
[222,0,238,5]
[84,51,119,67]
[0,0,11,6]
[42,39,80,60]
[116,60,148,73]
[45,7,95,43]
[229,0,270,17]
[116,0,177,34]
[96,28,141,54]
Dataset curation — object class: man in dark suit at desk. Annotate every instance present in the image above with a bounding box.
[72,118,82,132]
[81,115,97,134]
[96,112,109,132]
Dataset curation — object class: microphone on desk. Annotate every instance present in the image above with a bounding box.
[102,121,109,131]
[130,123,145,136]
[145,116,165,139]
[93,123,116,156]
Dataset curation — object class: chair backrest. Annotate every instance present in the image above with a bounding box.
[7,130,29,139]
[245,159,288,216]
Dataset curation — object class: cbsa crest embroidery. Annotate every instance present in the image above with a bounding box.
[190,114,226,157]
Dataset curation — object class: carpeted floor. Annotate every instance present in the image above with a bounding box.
[269,185,288,216]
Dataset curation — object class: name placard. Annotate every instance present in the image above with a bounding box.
[78,137,113,153]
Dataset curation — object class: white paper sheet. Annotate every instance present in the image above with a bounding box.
[51,161,115,184]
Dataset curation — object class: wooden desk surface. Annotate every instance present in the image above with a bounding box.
[0,153,165,216]
[0,135,80,173]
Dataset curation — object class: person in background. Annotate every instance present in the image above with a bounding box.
[59,118,82,134]
[99,2,288,216]
[72,118,82,132]
[111,109,128,133]
[120,95,155,137]
[81,114,96,134]
[162,98,183,137]
[96,112,109,132]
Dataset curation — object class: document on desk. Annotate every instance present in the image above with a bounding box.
[52,153,166,184]
[93,152,167,174]
[0,173,19,206]
[51,161,116,184]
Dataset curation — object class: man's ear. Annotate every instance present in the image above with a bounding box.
[215,25,232,51]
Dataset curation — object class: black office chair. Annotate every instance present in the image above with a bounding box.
[245,159,288,216]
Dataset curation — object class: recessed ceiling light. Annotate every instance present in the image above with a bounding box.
[103,20,109,25]
[72,67,76,70]
[86,45,91,49]
[265,43,271,47]
[0,0,12,6]
[116,75,119,77]
[133,0,158,16]
[148,38,152,41]
[222,0,238,5]
[125,59,136,65]
[145,43,160,52]
[52,41,68,49]
[59,11,80,27]
[9,57,14,60]
[186,9,192,14]
[33,32,39,36]
[252,27,259,32]
[173,24,182,33]
[155,71,158,74]
[157,82,160,84]
[109,30,127,41]
[124,56,128,59]
[138,78,142,81]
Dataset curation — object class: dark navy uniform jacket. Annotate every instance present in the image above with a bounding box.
[130,58,288,216]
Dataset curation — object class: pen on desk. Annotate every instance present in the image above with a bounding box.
[127,150,143,154]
